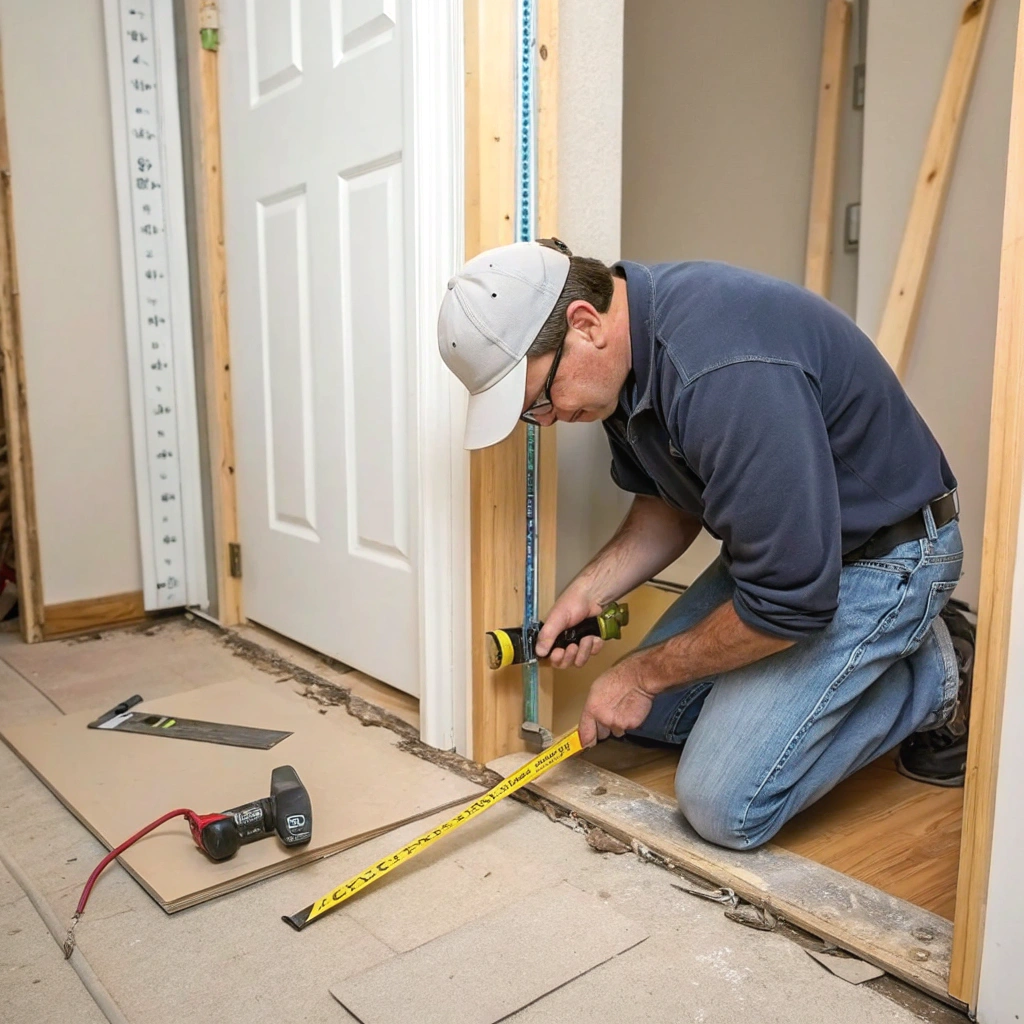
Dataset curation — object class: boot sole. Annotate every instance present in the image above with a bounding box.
[895,757,965,788]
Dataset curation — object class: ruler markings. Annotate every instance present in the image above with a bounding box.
[115,0,186,607]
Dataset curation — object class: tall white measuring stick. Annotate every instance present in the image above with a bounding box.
[103,0,208,611]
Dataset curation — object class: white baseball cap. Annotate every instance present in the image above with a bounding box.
[438,241,570,449]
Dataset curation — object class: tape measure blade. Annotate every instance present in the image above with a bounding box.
[285,729,583,929]
[282,907,312,931]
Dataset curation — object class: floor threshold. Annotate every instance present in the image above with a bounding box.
[489,751,963,1010]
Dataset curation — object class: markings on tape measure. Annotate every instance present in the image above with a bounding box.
[283,729,583,931]
[517,0,541,724]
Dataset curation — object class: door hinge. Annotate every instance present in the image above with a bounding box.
[853,63,866,110]
[228,542,242,579]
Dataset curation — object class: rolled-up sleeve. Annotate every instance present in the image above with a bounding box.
[674,361,842,638]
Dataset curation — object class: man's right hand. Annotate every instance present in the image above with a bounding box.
[535,585,606,669]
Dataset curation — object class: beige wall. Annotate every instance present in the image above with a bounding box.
[555,0,632,593]
[858,0,1016,609]
[621,0,860,304]
[0,0,142,604]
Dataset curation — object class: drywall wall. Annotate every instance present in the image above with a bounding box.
[978,467,1024,1020]
[0,0,143,604]
[857,0,1016,609]
[555,0,631,594]
[621,0,861,308]
[616,0,864,588]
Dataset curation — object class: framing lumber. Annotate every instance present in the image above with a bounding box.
[0,35,44,644]
[42,591,147,639]
[467,0,558,762]
[181,1,242,625]
[490,753,963,1008]
[804,0,851,298]
[949,0,1024,1006]
[875,0,992,379]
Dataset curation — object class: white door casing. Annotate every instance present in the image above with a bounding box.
[219,0,466,733]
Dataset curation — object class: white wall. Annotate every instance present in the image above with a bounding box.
[555,0,631,593]
[979,539,1024,1016]
[858,0,1017,609]
[978,485,1024,1022]
[0,0,142,604]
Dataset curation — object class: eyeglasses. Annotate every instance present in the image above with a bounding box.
[521,339,565,425]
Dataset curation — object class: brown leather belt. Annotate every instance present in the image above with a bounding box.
[842,490,959,565]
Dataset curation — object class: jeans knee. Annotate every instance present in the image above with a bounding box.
[675,771,755,851]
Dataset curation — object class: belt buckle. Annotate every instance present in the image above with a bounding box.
[936,489,959,520]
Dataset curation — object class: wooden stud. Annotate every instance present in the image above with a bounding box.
[804,0,851,297]
[0,34,44,643]
[949,0,1024,1006]
[875,0,992,378]
[536,0,558,739]
[182,1,242,625]
[467,0,559,762]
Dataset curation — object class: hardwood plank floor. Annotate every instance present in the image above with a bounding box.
[587,743,963,920]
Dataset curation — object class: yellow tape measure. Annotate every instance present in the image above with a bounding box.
[283,729,582,930]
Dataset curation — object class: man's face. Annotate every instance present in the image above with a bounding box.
[520,321,623,426]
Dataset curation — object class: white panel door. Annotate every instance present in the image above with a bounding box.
[219,0,420,693]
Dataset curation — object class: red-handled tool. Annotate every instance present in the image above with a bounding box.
[63,766,311,957]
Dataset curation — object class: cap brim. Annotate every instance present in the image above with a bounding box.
[463,358,528,450]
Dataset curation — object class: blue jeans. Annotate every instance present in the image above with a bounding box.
[628,515,963,850]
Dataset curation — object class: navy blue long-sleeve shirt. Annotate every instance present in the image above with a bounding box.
[603,261,957,639]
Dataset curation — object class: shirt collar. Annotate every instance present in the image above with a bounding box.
[615,260,656,413]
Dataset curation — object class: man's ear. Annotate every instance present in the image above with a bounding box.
[566,300,602,344]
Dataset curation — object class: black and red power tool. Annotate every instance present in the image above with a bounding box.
[187,765,312,860]
[64,766,312,957]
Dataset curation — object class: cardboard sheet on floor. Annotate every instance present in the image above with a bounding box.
[329,881,648,1024]
[0,679,482,911]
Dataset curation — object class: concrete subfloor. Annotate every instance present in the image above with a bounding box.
[0,618,965,1024]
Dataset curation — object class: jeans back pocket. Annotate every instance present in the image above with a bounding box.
[901,579,959,657]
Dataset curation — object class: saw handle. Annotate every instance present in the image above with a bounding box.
[485,602,630,670]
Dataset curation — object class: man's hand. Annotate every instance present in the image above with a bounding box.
[576,602,795,747]
[535,584,605,669]
[578,658,657,747]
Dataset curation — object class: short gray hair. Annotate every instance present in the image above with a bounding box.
[529,238,615,357]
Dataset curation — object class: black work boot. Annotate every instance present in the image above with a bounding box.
[896,599,975,787]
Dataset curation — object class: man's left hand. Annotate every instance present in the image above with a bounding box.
[578,658,658,748]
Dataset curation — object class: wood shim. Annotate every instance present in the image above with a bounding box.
[950,0,1024,1006]
[490,752,962,1008]
[1,680,482,911]
[875,0,993,379]
[805,0,851,297]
